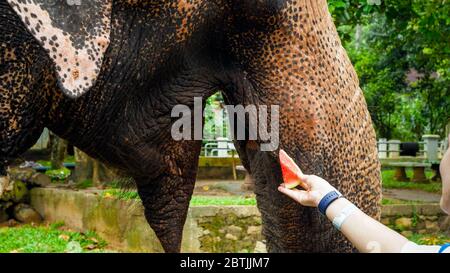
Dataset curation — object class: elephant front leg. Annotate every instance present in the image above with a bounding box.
[0,32,53,195]
[134,140,202,253]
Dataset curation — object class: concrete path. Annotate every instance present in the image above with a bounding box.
[383,188,441,203]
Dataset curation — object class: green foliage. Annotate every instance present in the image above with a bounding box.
[334,0,450,139]
[381,198,421,205]
[328,0,382,41]
[36,160,51,167]
[45,167,71,182]
[102,189,140,200]
[0,224,107,253]
[407,233,450,245]
[49,221,66,229]
[204,92,228,140]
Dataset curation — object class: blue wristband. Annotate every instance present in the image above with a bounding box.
[439,243,450,253]
[318,191,342,215]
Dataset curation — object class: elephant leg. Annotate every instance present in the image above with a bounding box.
[133,140,202,253]
[219,0,382,252]
[0,23,52,179]
[0,67,46,195]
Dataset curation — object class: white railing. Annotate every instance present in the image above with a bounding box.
[201,135,447,161]
[377,135,447,162]
[376,139,425,158]
[201,138,236,157]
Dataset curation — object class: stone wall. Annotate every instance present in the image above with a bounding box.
[190,206,264,253]
[381,204,449,237]
[1,168,50,225]
[29,188,449,253]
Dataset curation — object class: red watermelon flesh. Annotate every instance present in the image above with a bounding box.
[279,149,308,189]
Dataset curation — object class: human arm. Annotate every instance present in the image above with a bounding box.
[277,174,410,252]
[439,134,450,214]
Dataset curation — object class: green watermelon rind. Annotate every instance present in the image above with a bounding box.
[284,180,300,189]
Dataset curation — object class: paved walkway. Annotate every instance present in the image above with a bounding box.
[383,188,441,203]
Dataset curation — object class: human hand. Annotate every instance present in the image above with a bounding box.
[278,173,337,207]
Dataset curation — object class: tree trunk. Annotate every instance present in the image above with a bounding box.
[71,148,118,188]
[49,132,67,169]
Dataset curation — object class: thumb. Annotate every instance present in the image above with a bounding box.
[297,173,312,190]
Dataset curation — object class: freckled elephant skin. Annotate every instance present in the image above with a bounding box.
[0,0,381,252]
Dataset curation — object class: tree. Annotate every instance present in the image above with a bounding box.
[49,132,68,169]
[335,0,450,139]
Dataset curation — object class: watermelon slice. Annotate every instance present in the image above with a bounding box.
[279,149,308,189]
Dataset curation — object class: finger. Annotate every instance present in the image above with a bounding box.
[279,181,308,191]
[278,186,310,204]
[282,186,303,193]
[299,181,310,191]
[278,185,296,198]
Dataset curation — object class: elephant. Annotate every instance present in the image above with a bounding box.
[0,0,382,252]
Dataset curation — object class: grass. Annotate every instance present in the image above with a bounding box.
[36,160,51,167]
[381,198,422,205]
[190,196,257,206]
[0,222,107,253]
[103,189,139,200]
[75,179,93,189]
[381,169,442,193]
[407,233,450,245]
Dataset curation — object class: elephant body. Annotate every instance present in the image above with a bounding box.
[0,0,381,252]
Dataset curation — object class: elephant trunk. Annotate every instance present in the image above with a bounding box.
[224,0,382,252]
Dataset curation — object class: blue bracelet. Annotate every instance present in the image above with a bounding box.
[318,191,342,215]
[438,243,450,253]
